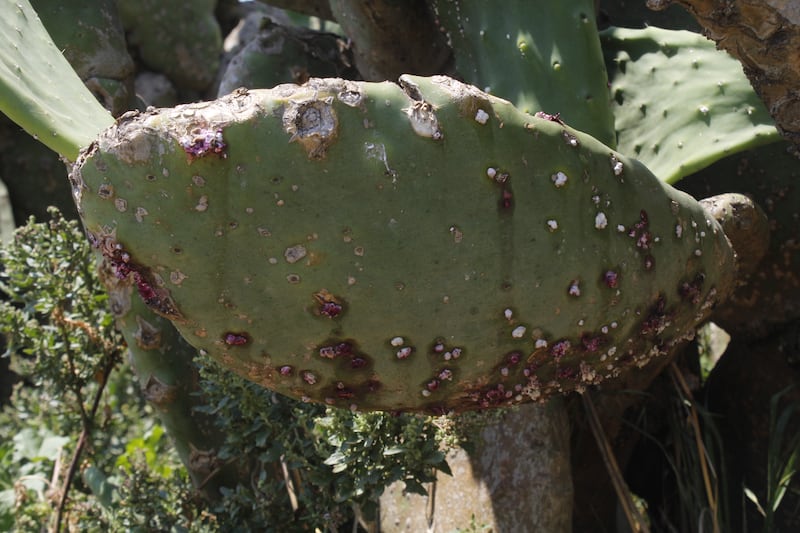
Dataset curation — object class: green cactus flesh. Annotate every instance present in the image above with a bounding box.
[70,75,735,413]
[0,0,114,160]
[602,27,780,184]
[432,0,616,148]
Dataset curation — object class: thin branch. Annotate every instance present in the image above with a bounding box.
[52,352,117,533]
[670,362,720,533]
[582,392,652,533]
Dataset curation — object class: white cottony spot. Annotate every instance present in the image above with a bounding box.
[474,109,490,124]
[595,212,608,229]
[551,171,568,187]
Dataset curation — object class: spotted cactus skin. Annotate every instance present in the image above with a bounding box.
[70,75,735,413]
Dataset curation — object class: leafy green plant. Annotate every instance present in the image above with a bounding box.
[0,209,456,530]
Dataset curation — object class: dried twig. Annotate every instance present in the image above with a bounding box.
[582,392,651,533]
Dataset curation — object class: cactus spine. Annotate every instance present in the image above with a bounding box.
[70,75,736,412]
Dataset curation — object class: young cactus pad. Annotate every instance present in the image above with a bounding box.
[70,75,735,413]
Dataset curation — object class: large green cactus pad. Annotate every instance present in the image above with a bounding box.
[70,75,735,412]
[603,27,780,184]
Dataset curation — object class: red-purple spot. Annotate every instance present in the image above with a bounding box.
[279,365,293,376]
[301,370,317,385]
[318,341,353,359]
[550,340,571,360]
[180,128,227,160]
[556,366,578,380]
[679,274,705,304]
[335,342,352,356]
[319,346,337,359]
[426,379,440,392]
[438,368,453,381]
[500,189,514,210]
[640,296,668,336]
[484,386,506,405]
[134,272,158,303]
[507,351,522,365]
[320,301,343,318]
[224,332,249,346]
[336,385,355,399]
[603,270,619,289]
[350,357,367,369]
[581,333,604,352]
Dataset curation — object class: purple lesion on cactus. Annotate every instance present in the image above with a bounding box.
[88,229,183,321]
[603,269,620,289]
[301,370,318,385]
[319,377,383,407]
[507,351,523,366]
[318,341,353,359]
[580,333,606,353]
[350,356,368,369]
[556,365,578,381]
[312,289,345,318]
[550,339,572,360]
[316,339,373,372]
[486,167,514,213]
[179,127,227,161]
[640,295,671,337]
[467,383,514,408]
[679,273,705,304]
[625,210,659,271]
[223,332,250,346]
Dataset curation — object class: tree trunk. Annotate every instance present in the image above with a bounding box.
[378,400,573,532]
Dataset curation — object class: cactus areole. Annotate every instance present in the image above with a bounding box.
[70,76,735,413]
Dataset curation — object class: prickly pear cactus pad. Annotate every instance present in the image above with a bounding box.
[70,75,735,413]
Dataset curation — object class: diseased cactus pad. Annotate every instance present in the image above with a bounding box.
[70,75,735,412]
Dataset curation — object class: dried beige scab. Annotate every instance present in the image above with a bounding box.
[405,101,443,139]
[283,99,338,158]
